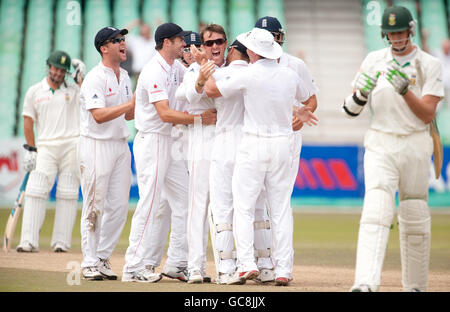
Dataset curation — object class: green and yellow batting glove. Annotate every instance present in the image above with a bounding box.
[386,61,409,95]
[355,71,380,98]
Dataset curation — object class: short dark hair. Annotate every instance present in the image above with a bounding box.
[155,36,177,51]
[200,24,227,43]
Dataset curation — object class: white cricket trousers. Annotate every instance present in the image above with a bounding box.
[20,137,80,250]
[354,129,433,290]
[233,133,294,279]
[124,131,189,273]
[187,123,215,273]
[142,126,190,269]
[78,136,131,268]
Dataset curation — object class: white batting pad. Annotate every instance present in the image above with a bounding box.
[398,199,431,292]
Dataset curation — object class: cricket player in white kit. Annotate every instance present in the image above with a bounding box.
[122,23,217,283]
[255,16,319,194]
[206,28,317,286]
[145,31,203,283]
[344,6,444,292]
[201,39,249,284]
[79,27,135,280]
[180,24,228,284]
[254,17,319,282]
[17,51,85,253]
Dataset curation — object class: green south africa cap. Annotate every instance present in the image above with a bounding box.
[46,50,71,72]
[381,6,413,34]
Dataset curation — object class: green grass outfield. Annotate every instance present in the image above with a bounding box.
[1,206,450,292]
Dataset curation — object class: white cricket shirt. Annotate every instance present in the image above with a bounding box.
[22,78,80,144]
[216,58,309,137]
[353,46,444,135]
[134,52,186,135]
[279,52,319,101]
[212,60,247,133]
[79,61,132,140]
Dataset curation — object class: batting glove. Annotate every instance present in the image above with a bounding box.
[386,62,409,95]
[23,144,37,172]
[71,59,86,84]
[355,71,380,98]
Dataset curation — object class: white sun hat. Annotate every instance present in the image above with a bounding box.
[236,27,283,60]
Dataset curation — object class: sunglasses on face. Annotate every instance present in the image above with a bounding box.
[105,36,126,45]
[183,46,202,53]
[203,38,226,47]
[271,32,285,44]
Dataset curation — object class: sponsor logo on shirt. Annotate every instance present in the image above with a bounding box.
[35,96,51,104]
[151,83,163,94]
[106,87,116,97]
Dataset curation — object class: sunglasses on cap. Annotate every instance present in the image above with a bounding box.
[183,46,202,53]
[105,36,126,45]
[203,38,226,47]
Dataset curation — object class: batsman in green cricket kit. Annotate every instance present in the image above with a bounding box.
[343,6,444,291]
[16,50,85,253]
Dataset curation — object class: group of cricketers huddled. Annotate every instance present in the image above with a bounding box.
[16,5,443,291]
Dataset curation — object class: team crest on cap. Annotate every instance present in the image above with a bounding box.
[60,56,66,64]
[190,33,196,41]
[262,19,267,28]
[388,13,396,26]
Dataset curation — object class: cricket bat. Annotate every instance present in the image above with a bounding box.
[207,204,221,281]
[3,171,30,252]
[415,59,443,179]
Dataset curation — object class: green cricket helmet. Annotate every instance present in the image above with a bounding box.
[381,6,414,36]
[46,50,71,72]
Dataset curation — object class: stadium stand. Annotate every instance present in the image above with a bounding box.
[361,0,387,52]
[54,0,82,60]
[256,0,285,27]
[420,0,449,52]
[1,0,449,145]
[0,0,26,138]
[82,0,112,72]
[171,0,199,32]
[228,0,256,42]
[142,0,169,31]
[17,0,54,137]
[199,0,227,29]
[113,0,140,35]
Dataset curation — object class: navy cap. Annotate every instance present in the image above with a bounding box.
[155,22,190,44]
[184,31,202,46]
[95,27,128,52]
[254,16,284,33]
[229,39,248,58]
